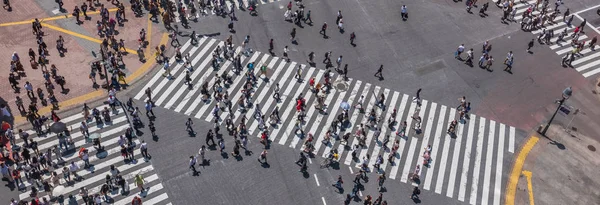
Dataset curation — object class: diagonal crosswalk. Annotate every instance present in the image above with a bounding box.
[136,37,519,204]
[13,106,171,204]
[509,0,600,78]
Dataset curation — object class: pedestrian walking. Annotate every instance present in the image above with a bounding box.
[189,156,198,174]
[258,149,268,164]
[413,88,422,101]
[295,65,303,79]
[304,10,312,24]
[410,187,421,200]
[401,5,408,20]
[140,140,150,158]
[350,32,356,46]
[336,55,343,71]
[290,28,297,43]
[269,38,274,54]
[455,44,465,59]
[343,64,348,79]
[186,118,194,132]
[333,175,343,190]
[145,100,155,117]
[527,39,534,52]
[374,65,383,79]
[206,129,216,146]
[273,83,281,101]
[283,46,289,62]
[320,22,327,37]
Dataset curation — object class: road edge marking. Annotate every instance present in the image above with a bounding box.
[13,33,168,125]
[505,135,539,205]
[521,170,535,205]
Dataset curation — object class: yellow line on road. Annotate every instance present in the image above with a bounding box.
[13,90,105,124]
[41,23,137,54]
[146,16,153,54]
[0,8,119,27]
[521,170,535,205]
[13,33,168,125]
[126,33,169,82]
[505,136,539,205]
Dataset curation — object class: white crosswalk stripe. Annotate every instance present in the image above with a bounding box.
[12,108,171,204]
[136,37,521,203]
[511,0,600,78]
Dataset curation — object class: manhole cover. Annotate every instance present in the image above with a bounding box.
[335,82,348,91]
[588,145,596,152]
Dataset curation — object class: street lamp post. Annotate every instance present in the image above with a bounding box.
[541,87,573,136]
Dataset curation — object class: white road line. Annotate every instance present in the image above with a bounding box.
[165,41,224,110]
[349,166,354,174]
[400,100,428,183]
[320,79,354,157]
[222,54,267,123]
[434,109,456,194]
[580,63,600,78]
[414,102,437,180]
[481,120,496,205]
[17,107,123,143]
[284,69,322,147]
[550,35,587,50]
[367,89,396,167]
[247,58,286,132]
[71,173,160,202]
[175,46,240,113]
[572,49,600,66]
[447,114,466,197]
[20,162,152,200]
[389,100,418,180]
[575,14,600,36]
[402,137,418,183]
[308,77,342,154]
[187,52,259,117]
[143,193,170,204]
[423,105,446,190]
[493,123,506,205]
[37,117,129,151]
[135,40,193,100]
[343,83,371,165]
[145,44,202,103]
[156,39,217,106]
[276,66,316,145]
[322,197,327,205]
[458,114,476,201]
[335,81,363,159]
[509,126,515,153]
[314,174,320,186]
[234,54,274,130]
[356,86,382,165]
[470,117,486,205]
[380,94,409,172]
[531,21,569,34]
[113,183,164,205]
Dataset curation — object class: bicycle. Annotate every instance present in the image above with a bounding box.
[320,157,331,168]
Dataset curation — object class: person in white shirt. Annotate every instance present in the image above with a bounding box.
[140,141,150,159]
[69,161,80,180]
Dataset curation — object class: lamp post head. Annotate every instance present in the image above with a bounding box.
[562,86,573,99]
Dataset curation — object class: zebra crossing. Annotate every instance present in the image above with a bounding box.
[170,0,283,22]
[14,107,171,204]
[510,0,600,78]
[135,37,520,204]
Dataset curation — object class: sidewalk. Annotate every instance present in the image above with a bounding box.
[0,0,167,127]
[512,125,600,205]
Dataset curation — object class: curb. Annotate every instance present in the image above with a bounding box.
[11,33,170,128]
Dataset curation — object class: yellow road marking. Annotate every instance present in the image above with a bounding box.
[13,33,168,125]
[146,15,153,54]
[0,8,119,27]
[505,136,539,205]
[13,90,105,123]
[521,170,535,205]
[41,23,137,54]
[126,33,169,82]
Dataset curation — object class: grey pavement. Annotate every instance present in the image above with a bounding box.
[127,34,526,204]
